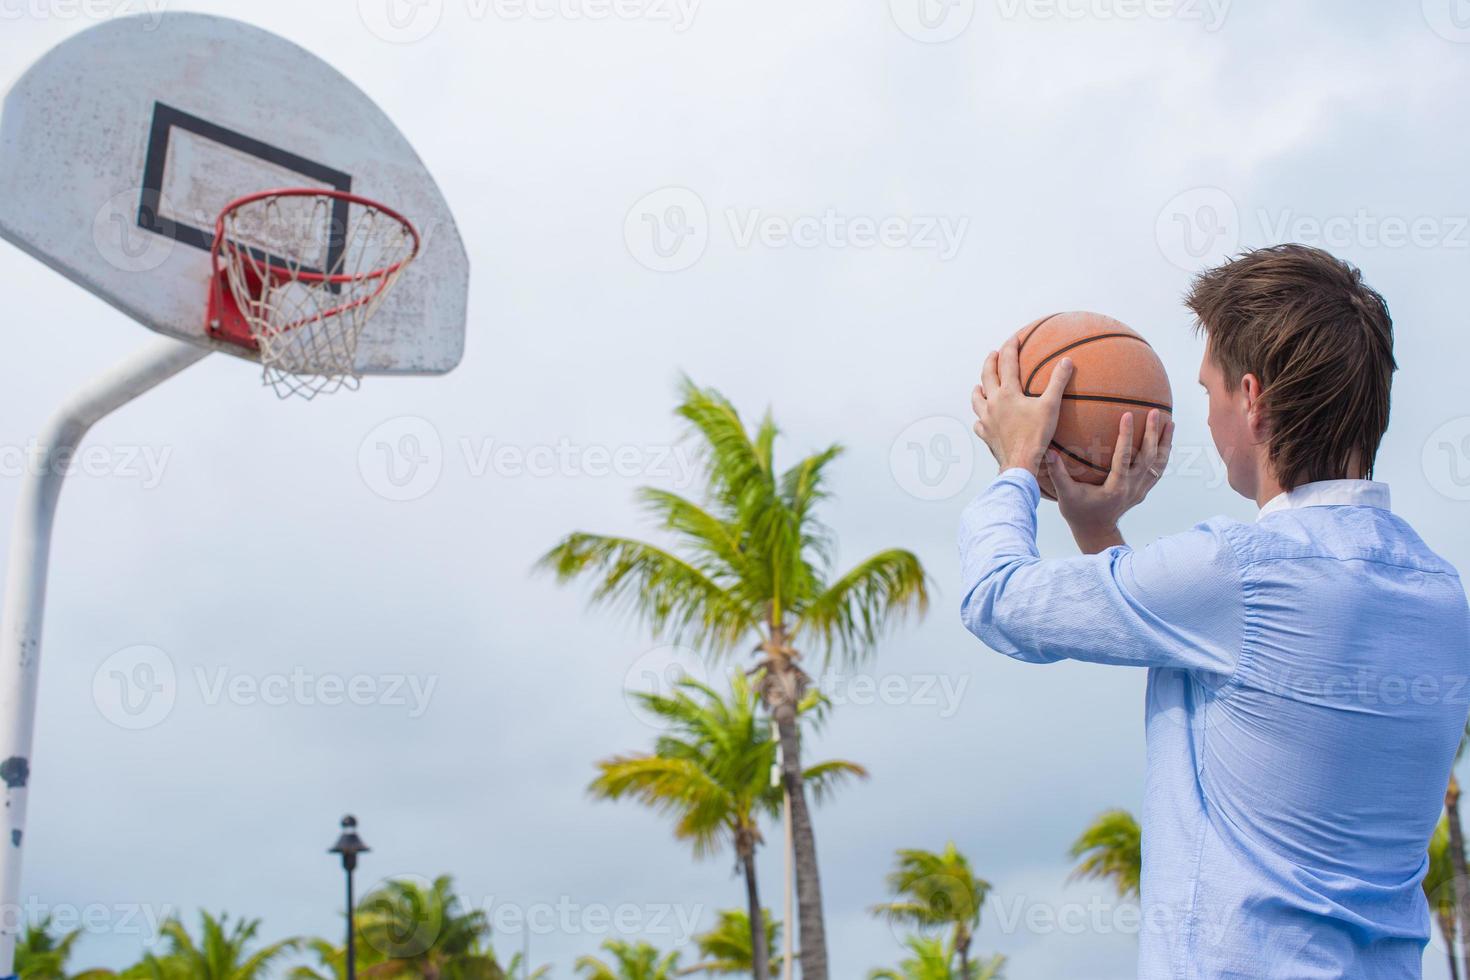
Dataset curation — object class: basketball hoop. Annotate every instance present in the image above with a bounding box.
[207,189,421,399]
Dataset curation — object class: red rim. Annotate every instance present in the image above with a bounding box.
[210,187,421,286]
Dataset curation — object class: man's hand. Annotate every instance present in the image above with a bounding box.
[1044,409,1174,554]
[971,335,1074,476]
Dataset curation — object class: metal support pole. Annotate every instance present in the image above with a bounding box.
[345,863,356,980]
[0,338,209,977]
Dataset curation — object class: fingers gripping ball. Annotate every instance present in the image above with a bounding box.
[1017,312,1173,500]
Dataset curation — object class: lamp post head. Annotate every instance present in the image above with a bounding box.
[329,814,370,872]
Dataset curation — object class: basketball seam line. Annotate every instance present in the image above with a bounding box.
[1064,394,1173,412]
[1023,331,1154,393]
[1016,313,1063,358]
[1050,440,1109,474]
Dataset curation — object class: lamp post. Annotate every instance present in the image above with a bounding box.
[329,815,370,980]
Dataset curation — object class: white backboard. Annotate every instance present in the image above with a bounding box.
[0,13,468,375]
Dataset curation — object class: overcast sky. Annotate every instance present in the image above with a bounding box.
[3,0,1470,977]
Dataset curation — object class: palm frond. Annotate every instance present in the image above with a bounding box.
[796,549,930,664]
[870,843,990,940]
[637,489,751,586]
[675,380,778,520]
[779,444,842,567]
[1068,809,1142,900]
[537,533,756,654]
[800,759,868,805]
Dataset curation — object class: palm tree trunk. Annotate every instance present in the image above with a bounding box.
[1442,909,1462,980]
[1448,775,1470,980]
[956,929,971,979]
[741,848,771,979]
[782,782,795,980]
[768,661,828,980]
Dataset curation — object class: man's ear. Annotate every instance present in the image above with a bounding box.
[1240,373,1268,441]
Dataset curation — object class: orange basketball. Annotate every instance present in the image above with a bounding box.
[1015,312,1173,500]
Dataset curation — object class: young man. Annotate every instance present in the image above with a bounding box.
[959,244,1470,978]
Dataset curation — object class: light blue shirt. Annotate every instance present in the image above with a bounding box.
[959,469,1470,979]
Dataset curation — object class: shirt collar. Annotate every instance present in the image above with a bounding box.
[1257,479,1392,521]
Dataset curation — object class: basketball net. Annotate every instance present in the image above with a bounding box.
[211,190,420,399]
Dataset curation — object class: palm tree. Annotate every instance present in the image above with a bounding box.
[292,934,538,980]
[289,937,386,980]
[870,844,990,978]
[494,953,550,980]
[290,938,353,980]
[591,672,864,979]
[867,936,1005,980]
[1428,813,1461,980]
[13,917,120,980]
[354,876,507,980]
[1068,809,1142,900]
[12,916,117,980]
[680,909,781,976]
[132,913,299,980]
[575,940,680,980]
[14,917,83,980]
[541,380,929,979]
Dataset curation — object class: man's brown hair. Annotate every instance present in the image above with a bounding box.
[1186,244,1396,490]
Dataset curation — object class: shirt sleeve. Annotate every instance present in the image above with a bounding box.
[957,469,1244,676]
